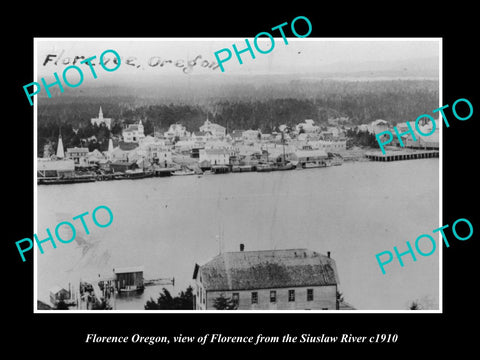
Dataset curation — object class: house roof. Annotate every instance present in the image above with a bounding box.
[114,266,144,274]
[204,148,230,155]
[124,124,140,131]
[66,147,89,153]
[232,130,245,138]
[196,248,339,291]
[49,285,67,294]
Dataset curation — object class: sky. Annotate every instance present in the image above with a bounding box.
[35,38,441,81]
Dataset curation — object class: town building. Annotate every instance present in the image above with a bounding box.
[192,247,340,310]
[109,142,139,163]
[199,118,226,138]
[91,106,112,130]
[296,119,319,133]
[292,146,329,167]
[310,139,347,153]
[393,119,439,150]
[231,130,245,142]
[49,285,74,307]
[164,123,190,140]
[143,143,172,167]
[242,129,262,142]
[86,149,106,165]
[65,147,89,166]
[37,158,75,178]
[358,119,389,135]
[199,148,232,166]
[191,131,213,143]
[122,120,145,143]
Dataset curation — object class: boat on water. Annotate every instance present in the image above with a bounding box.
[113,169,153,180]
[38,175,96,185]
[327,157,344,166]
[302,161,327,169]
[274,162,295,171]
[256,164,274,172]
[117,285,145,294]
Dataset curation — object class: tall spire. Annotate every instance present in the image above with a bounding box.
[108,136,114,153]
[99,106,103,119]
[56,131,64,158]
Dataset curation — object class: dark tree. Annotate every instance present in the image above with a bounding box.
[55,300,69,310]
[213,294,238,310]
[145,286,194,310]
[408,301,421,310]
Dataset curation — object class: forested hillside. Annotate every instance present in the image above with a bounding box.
[37,78,438,154]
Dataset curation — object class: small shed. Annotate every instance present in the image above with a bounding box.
[114,266,144,292]
[49,285,70,305]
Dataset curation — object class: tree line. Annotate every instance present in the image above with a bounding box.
[37,79,438,155]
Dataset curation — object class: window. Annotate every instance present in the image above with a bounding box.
[251,292,258,304]
[270,290,276,303]
[307,289,314,301]
[288,290,295,302]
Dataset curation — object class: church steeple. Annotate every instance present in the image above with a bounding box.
[99,106,103,119]
[56,131,64,158]
[108,136,114,153]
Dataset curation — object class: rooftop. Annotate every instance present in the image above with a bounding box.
[113,266,144,274]
[195,248,339,292]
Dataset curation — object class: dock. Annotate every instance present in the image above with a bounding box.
[365,149,439,162]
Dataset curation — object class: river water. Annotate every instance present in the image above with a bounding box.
[36,159,439,310]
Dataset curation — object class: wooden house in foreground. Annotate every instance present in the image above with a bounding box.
[193,246,340,310]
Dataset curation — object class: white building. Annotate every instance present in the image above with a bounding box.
[91,107,112,130]
[310,139,347,153]
[296,119,319,133]
[164,123,190,140]
[141,142,172,166]
[122,120,145,143]
[199,148,232,166]
[86,149,106,165]
[359,119,389,135]
[65,147,89,166]
[242,129,262,142]
[199,118,226,138]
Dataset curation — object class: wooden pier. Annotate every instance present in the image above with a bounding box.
[365,150,439,162]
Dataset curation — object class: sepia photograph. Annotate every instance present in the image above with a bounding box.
[33,38,441,312]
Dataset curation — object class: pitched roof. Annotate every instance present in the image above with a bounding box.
[114,266,144,274]
[204,148,230,155]
[197,249,339,291]
[66,147,89,153]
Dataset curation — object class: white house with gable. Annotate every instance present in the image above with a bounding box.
[122,120,145,143]
[199,118,226,138]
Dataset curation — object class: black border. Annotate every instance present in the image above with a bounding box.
[7,5,478,354]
